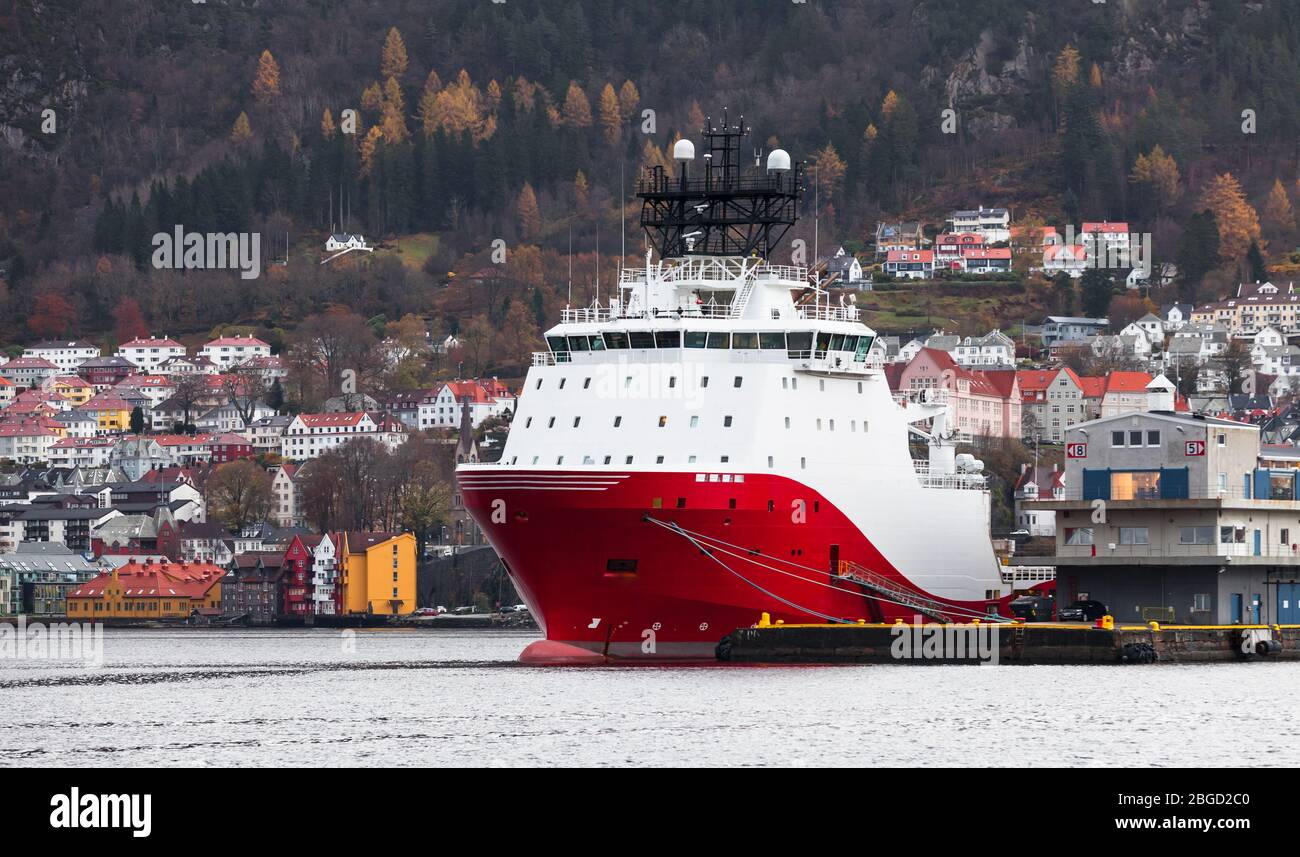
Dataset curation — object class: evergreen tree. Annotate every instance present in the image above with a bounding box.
[267,377,285,412]
[1080,268,1113,318]
[1246,241,1269,283]
[129,406,145,435]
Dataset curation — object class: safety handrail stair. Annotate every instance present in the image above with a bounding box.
[835,560,955,623]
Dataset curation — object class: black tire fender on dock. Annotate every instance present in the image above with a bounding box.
[715,635,733,662]
[1119,642,1157,664]
[1257,639,1283,657]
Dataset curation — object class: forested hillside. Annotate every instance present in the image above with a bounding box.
[1,0,1298,370]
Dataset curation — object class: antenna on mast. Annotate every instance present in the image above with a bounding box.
[620,159,626,286]
[567,224,573,307]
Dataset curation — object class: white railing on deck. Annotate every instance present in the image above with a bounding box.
[790,353,883,375]
[912,459,986,490]
[797,305,861,322]
[893,388,950,407]
[1001,566,1056,586]
[561,306,616,323]
[619,260,809,286]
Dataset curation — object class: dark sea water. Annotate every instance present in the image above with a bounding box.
[1,628,1296,767]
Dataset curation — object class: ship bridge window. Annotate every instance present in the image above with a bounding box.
[706,332,730,349]
[855,336,873,361]
[759,332,786,350]
[546,336,568,355]
[684,331,708,348]
[732,332,759,349]
[830,334,846,351]
[655,331,681,348]
[567,336,591,352]
[629,331,656,349]
[604,331,629,349]
[787,332,813,355]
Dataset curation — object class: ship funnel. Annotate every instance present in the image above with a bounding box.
[673,139,696,161]
[766,148,791,172]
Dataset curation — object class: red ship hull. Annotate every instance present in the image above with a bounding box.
[460,470,1008,660]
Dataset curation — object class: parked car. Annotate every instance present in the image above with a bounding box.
[453,606,477,615]
[1058,600,1108,622]
[413,607,439,617]
[1009,529,1031,542]
[1009,595,1055,622]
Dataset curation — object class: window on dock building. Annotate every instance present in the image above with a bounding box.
[1110,471,1160,500]
[1064,528,1094,546]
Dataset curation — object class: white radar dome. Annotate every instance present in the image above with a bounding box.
[766,148,791,172]
[673,139,696,161]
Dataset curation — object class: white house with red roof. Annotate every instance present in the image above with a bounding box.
[280,412,407,460]
[0,357,60,390]
[0,377,14,409]
[118,337,185,372]
[114,374,176,410]
[0,420,63,463]
[883,249,935,280]
[49,436,117,469]
[1043,244,1089,278]
[199,335,272,370]
[959,247,1013,273]
[1100,371,1155,418]
[417,379,516,430]
[1015,463,1065,537]
[153,433,221,466]
[1081,221,1131,255]
[934,232,985,263]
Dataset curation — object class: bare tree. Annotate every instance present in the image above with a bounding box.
[206,460,273,530]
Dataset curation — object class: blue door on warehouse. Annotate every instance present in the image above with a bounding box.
[1231,593,1244,624]
[1279,584,1300,624]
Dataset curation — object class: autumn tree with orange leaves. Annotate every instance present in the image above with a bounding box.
[1198,173,1261,260]
[252,49,281,105]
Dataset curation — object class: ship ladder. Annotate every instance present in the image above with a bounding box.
[727,265,760,318]
[834,560,955,623]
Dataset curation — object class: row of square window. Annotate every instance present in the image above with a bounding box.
[522,414,869,432]
[509,453,816,469]
[1110,431,1226,447]
[536,375,867,395]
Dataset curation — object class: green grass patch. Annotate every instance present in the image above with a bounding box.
[387,232,441,270]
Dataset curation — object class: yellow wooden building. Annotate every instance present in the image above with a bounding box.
[337,532,417,616]
[66,560,224,620]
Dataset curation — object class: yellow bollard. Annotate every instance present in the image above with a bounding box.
[1099,615,1115,630]
[758,612,771,628]
[1148,621,1161,631]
